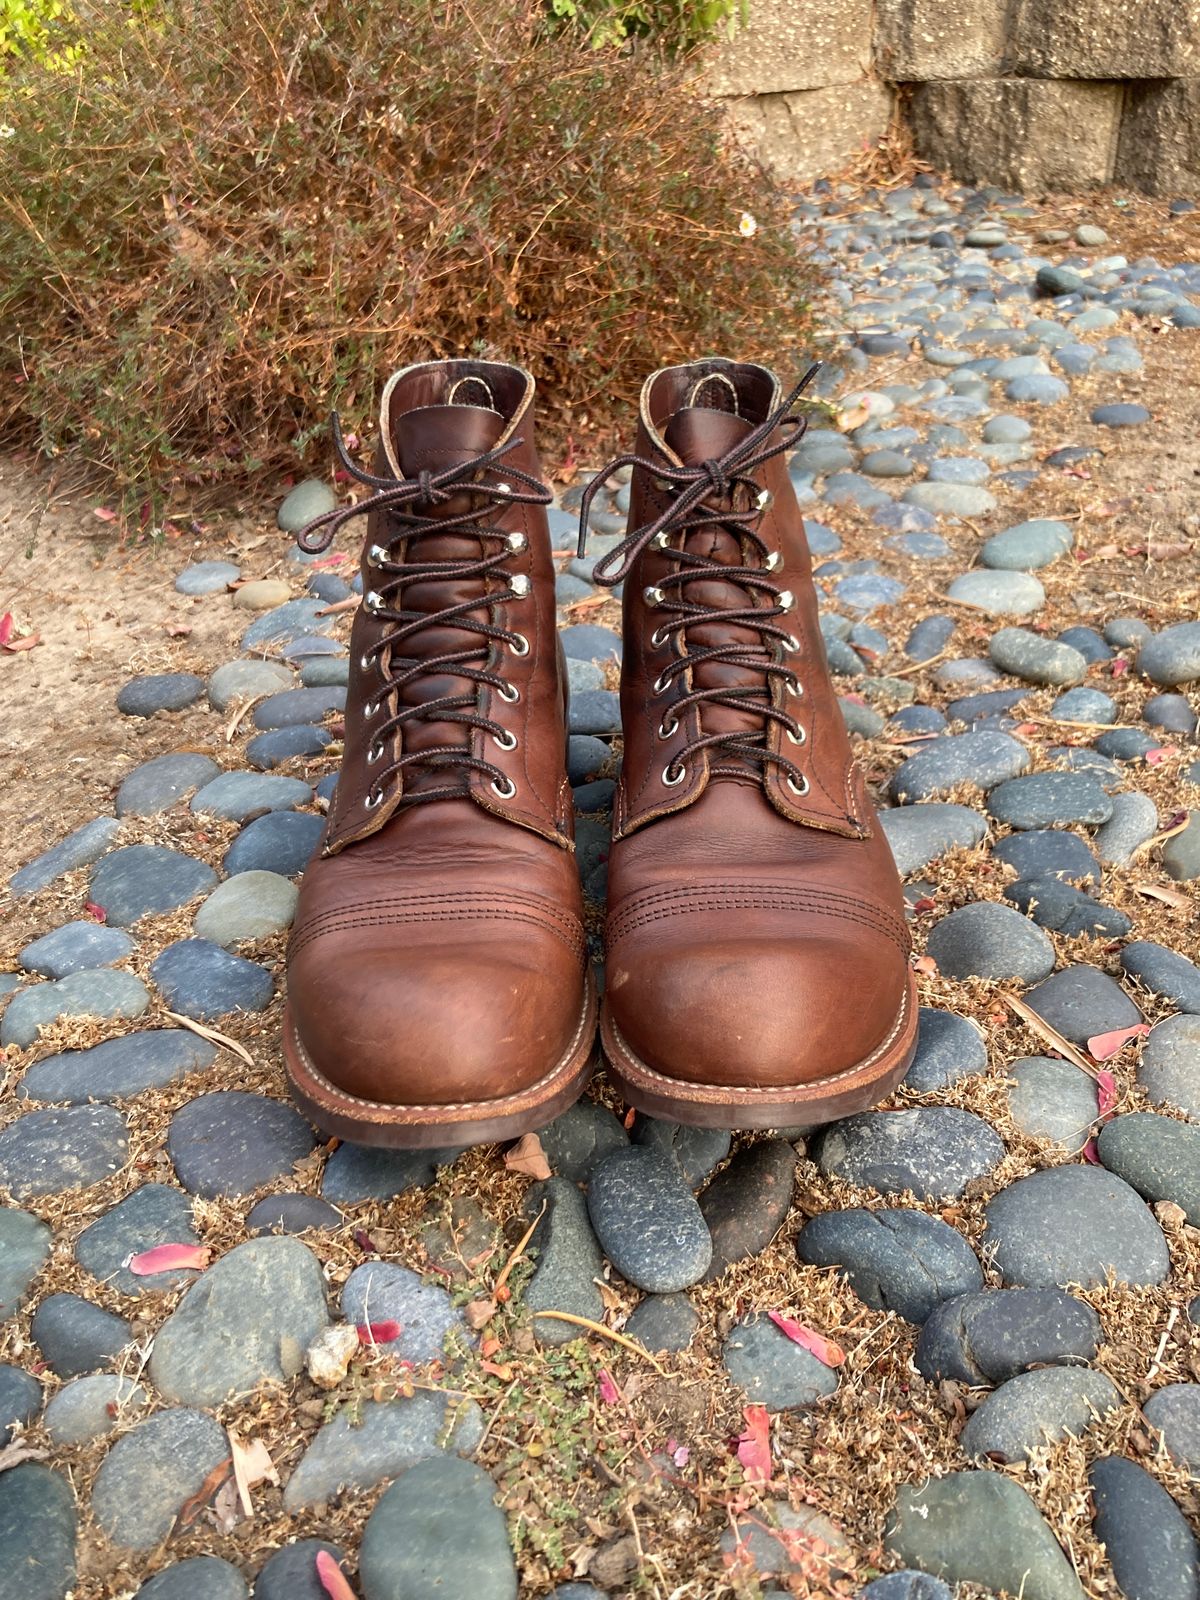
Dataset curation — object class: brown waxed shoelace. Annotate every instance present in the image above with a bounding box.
[577,367,821,792]
[296,414,552,807]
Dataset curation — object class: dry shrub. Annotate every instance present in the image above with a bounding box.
[0,0,818,502]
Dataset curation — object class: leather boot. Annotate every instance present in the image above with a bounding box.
[582,358,916,1129]
[284,360,595,1147]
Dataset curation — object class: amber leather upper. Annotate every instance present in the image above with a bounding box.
[287,361,587,1111]
[602,359,910,1089]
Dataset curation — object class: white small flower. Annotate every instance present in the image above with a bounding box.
[738,211,757,238]
[0,126,15,140]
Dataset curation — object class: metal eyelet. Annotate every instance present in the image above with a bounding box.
[786,724,807,746]
[367,543,388,567]
[497,682,520,704]
[643,585,665,607]
[508,633,530,657]
[364,786,382,809]
[494,481,512,496]
[368,737,385,762]
[658,714,678,740]
[365,590,382,613]
[359,652,374,673]
[493,729,517,752]
[786,774,810,797]
[763,550,782,573]
[785,675,804,698]
[652,670,672,695]
[491,775,517,799]
[662,762,686,787]
[363,697,379,718]
[650,626,670,648]
[506,531,527,552]
[784,634,802,654]
[650,530,670,551]
[756,487,773,512]
[777,589,796,613]
[510,574,531,598]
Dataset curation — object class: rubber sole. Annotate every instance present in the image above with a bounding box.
[600,970,918,1130]
[283,972,597,1148]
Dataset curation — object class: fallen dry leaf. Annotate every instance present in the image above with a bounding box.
[128,1243,210,1276]
[228,1432,278,1518]
[0,1441,47,1474]
[504,1132,551,1180]
[1002,993,1097,1077]
[1134,881,1192,910]
[356,1320,402,1347]
[163,1011,254,1067]
[767,1310,846,1367]
[597,1369,620,1406]
[735,1404,772,1484]
[464,1299,496,1330]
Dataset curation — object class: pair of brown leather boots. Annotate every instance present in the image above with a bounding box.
[283,357,916,1149]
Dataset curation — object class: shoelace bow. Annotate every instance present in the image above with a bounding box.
[577,366,820,791]
[296,413,551,808]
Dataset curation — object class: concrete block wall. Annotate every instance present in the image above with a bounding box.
[707,0,1200,195]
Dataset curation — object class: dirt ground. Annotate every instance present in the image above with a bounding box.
[0,183,1199,1599]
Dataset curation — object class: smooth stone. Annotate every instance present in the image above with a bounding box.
[359,1457,517,1600]
[149,1237,329,1405]
[926,901,1054,983]
[902,482,996,516]
[44,1374,146,1446]
[859,1577,952,1600]
[117,672,205,717]
[1058,625,1113,663]
[244,729,334,771]
[879,803,988,874]
[1139,622,1200,687]
[298,657,349,689]
[151,937,273,1021]
[1006,1056,1099,1153]
[945,570,1045,617]
[342,1261,464,1363]
[989,627,1086,686]
[175,560,239,595]
[89,845,216,927]
[92,1408,230,1549]
[560,623,622,662]
[278,479,336,533]
[813,1108,1003,1200]
[841,696,886,736]
[945,685,1029,726]
[885,1470,1084,1600]
[0,967,150,1049]
[194,872,298,946]
[890,730,1030,802]
[192,771,311,821]
[0,1464,77,1600]
[233,579,291,611]
[31,1293,131,1378]
[568,689,621,736]
[891,705,948,736]
[1004,878,1130,940]
[1144,1385,1200,1473]
[1145,692,1199,736]
[10,816,121,897]
[321,1143,456,1203]
[983,1165,1169,1288]
[0,1208,52,1315]
[137,1557,247,1600]
[0,1106,128,1198]
[572,778,615,812]
[903,1008,987,1092]
[251,1540,348,1600]
[534,1100,628,1183]
[1098,1113,1200,1224]
[934,657,1001,690]
[983,414,1032,443]
[796,1204,981,1325]
[566,657,604,694]
[523,1178,605,1346]
[699,1140,796,1278]
[1024,965,1142,1043]
[723,1313,839,1410]
[861,449,915,478]
[1096,726,1161,761]
[904,614,956,660]
[961,1365,1118,1463]
[22,1028,215,1105]
[926,456,990,485]
[567,736,610,785]
[982,520,1073,571]
[987,771,1112,829]
[630,1117,731,1188]
[1139,1015,1200,1118]
[241,598,336,651]
[1093,402,1151,427]
[1121,940,1200,1012]
[624,1293,698,1353]
[167,1091,315,1198]
[993,828,1099,884]
[253,686,346,730]
[719,1500,852,1580]
[18,922,134,979]
[246,1193,343,1234]
[915,1287,1100,1384]
[116,754,221,818]
[1051,686,1116,723]
[587,1147,711,1292]
[282,1392,483,1510]
[224,811,324,876]
[0,1364,40,1442]
[1090,1455,1200,1600]
[1107,615,1155,649]
[207,658,293,712]
[75,1183,202,1296]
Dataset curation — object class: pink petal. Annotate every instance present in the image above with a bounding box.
[315,1550,358,1600]
[736,1404,772,1484]
[1111,658,1130,677]
[0,614,12,648]
[1082,1137,1101,1164]
[672,1444,690,1467]
[1145,747,1177,766]
[128,1243,210,1275]
[597,1369,620,1406]
[768,1310,846,1367]
[1088,1024,1150,1062]
[356,1320,402,1346]
[84,901,107,924]
[1096,1068,1118,1120]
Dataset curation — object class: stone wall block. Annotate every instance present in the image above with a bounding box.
[705,0,875,97]
[1116,78,1200,196]
[1008,0,1199,80]
[725,80,896,185]
[874,0,1006,81]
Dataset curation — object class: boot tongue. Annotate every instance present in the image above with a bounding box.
[661,403,769,780]
[391,403,506,486]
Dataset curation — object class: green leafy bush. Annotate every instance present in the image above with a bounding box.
[0,0,816,502]
[0,0,78,64]
[548,0,745,54]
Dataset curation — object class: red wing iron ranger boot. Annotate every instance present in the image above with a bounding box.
[284,360,595,1147]
[580,358,916,1129]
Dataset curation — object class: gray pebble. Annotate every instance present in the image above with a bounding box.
[915,1287,1100,1384]
[813,1108,1003,1200]
[522,1177,604,1346]
[1006,1056,1098,1153]
[10,815,121,898]
[890,730,1030,802]
[796,1207,982,1324]
[0,1464,77,1600]
[167,1091,315,1198]
[1098,1112,1200,1224]
[983,1164,1169,1288]
[1139,621,1200,687]
[224,811,324,877]
[342,1261,465,1364]
[723,1313,839,1410]
[945,570,1045,617]
[1024,964,1142,1042]
[31,1293,132,1378]
[987,771,1113,829]
[278,479,335,533]
[926,900,1054,983]
[586,1147,712,1292]
[194,871,298,946]
[625,1293,697,1353]
[21,1029,215,1106]
[1138,1014,1200,1118]
[1143,1384,1200,1473]
[1121,939,1200,1012]
[18,921,134,979]
[0,1208,51,1316]
[1090,1455,1200,1600]
[879,803,988,874]
[903,1008,987,1092]
[175,560,240,595]
[992,828,1100,884]
[359,1457,518,1600]
[116,754,221,817]
[960,1365,1118,1463]
[0,1105,128,1198]
[207,658,293,712]
[89,844,216,927]
[76,1183,202,1296]
[117,672,205,718]
[92,1408,230,1549]
[44,1374,146,1446]
[1,967,149,1050]
[989,627,1086,686]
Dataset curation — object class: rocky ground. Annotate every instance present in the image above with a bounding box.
[1,173,1200,1600]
